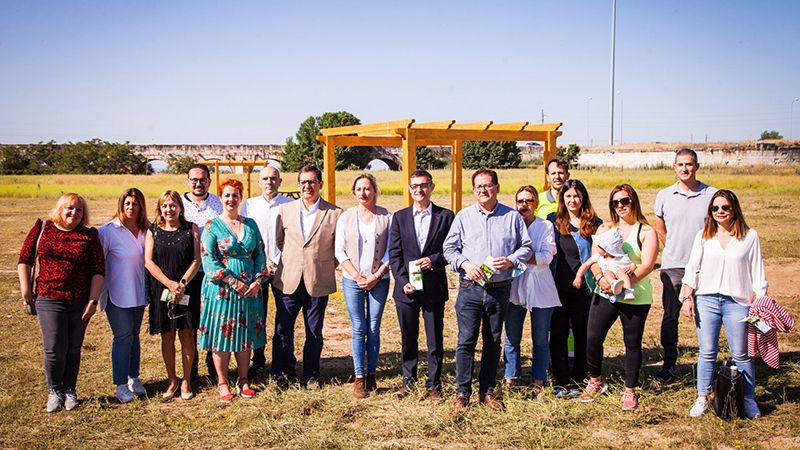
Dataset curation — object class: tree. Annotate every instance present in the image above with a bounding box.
[760,130,783,140]
[416,146,446,170]
[167,155,198,174]
[282,111,362,172]
[556,144,582,169]
[0,140,147,174]
[462,141,521,169]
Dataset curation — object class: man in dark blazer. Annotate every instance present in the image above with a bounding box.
[389,169,454,401]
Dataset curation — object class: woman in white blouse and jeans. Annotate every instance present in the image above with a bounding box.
[680,189,767,419]
[503,185,560,390]
[335,174,392,398]
[98,188,149,403]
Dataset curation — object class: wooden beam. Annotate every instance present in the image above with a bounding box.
[450,121,492,130]
[401,129,416,207]
[314,135,403,147]
[487,122,529,131]
[410,120,455,129]
[412,129,560,142]
[319,119,414,136]
[322,136,336,203]
[522,122,563,132]
[451,140,463,213]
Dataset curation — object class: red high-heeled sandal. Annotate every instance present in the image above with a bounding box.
[217,380,233,403]
[236,378,255,398]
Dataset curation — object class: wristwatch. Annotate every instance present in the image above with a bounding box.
[179,279,188,287]
[88,299,99,306]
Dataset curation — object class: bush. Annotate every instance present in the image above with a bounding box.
[556,144,582,169]
[167,155,198,174]
[760,130,783,140]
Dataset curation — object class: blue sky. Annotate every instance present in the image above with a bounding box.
[1,0,799,146]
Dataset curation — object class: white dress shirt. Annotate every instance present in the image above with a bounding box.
[301,197,321,241]
[682,228,768,306]
[413,203,433,251]
[98,219,147,310]
[510,217,561,309]
[241,193,292,264]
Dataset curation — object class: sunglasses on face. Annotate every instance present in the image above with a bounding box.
[611,197,632,209]
[516,199,536,206]
[711,204,731,212]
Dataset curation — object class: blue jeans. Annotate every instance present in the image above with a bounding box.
[694,294,755,399]
[455,282,510,397]
[105,302,145,386]
[342,277,390,376]
[503,304,554,382]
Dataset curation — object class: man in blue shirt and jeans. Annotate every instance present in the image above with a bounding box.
[444,169,532,413]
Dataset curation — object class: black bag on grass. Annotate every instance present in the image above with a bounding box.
[712,359,745,420]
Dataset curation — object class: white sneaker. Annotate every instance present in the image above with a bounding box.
[63,389,79,411]
[623,289,635,300]
[128,377,146,396]
[689,396,708,417]
[46,389,64,413]
[744,398,761,419]
[116,384,135,403]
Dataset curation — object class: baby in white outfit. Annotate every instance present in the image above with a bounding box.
[573,229,636,300]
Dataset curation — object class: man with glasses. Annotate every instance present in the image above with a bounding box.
[535,159,570,219]
[182,163,223,380]
[241,165,293,378]
[653,149,717,383]
[271,165,342,389]
[388,170,454,401]
[443,169,532,412]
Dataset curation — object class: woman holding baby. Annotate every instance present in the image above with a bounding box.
[580,184,658,411]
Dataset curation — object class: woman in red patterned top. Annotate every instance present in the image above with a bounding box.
[17,193,105,413]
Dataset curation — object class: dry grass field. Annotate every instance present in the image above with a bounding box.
[1,167,799,449]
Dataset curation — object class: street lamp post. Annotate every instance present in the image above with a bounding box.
[792,98,800,140]
[617,91,623,144]
[609,0,617,146]
[586,97,593,147]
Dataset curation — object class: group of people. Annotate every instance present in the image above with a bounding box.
[18,149,768,419]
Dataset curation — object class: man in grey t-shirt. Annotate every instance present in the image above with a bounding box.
[653,149,717,383]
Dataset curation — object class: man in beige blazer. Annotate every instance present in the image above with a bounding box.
[271,165,342,389]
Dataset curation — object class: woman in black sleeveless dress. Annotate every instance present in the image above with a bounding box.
[144,190,201,400]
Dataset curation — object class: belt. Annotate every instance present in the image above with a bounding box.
[460,279,513,289]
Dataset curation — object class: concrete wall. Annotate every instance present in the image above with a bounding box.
[578,141,800,168]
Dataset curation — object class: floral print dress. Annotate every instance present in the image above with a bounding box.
[198,217,268,352]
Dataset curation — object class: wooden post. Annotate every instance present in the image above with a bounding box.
[214,161,220,196]
[451,140,463,213]
[401,129,417,207]
[323,136,336,203]
[543,131,558,190]
[245,165,253,198]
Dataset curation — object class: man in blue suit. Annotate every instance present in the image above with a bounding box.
[388,169,454,401]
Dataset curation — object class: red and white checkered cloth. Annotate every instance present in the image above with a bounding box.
[747,295,794,369]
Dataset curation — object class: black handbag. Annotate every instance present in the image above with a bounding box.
[712,359,745,420]
[24,219,46,316]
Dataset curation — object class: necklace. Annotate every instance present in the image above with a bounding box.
[222,215,243,237]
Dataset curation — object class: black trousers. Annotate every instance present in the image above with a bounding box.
[549,287,592,387]
[586,295,651,388]
[394,297,445,390]
[36,297,89,391]
[659,268,684,367]
[271,281,328,381]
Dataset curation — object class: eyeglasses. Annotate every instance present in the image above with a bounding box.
[611,197,632,209]
[711,204,731,212]
[188,178,209,184]
[409,183,431,190]
[516,199,536,206]
[473,183,496,192]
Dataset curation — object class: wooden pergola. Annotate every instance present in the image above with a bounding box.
[317,119,563,212]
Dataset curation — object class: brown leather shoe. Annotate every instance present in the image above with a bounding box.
[353,377,366,399]
[366,374,377,392]
[427,388,443,403]
[479,392,505,412]
[451,393,469,413]
[393,384,412,399]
